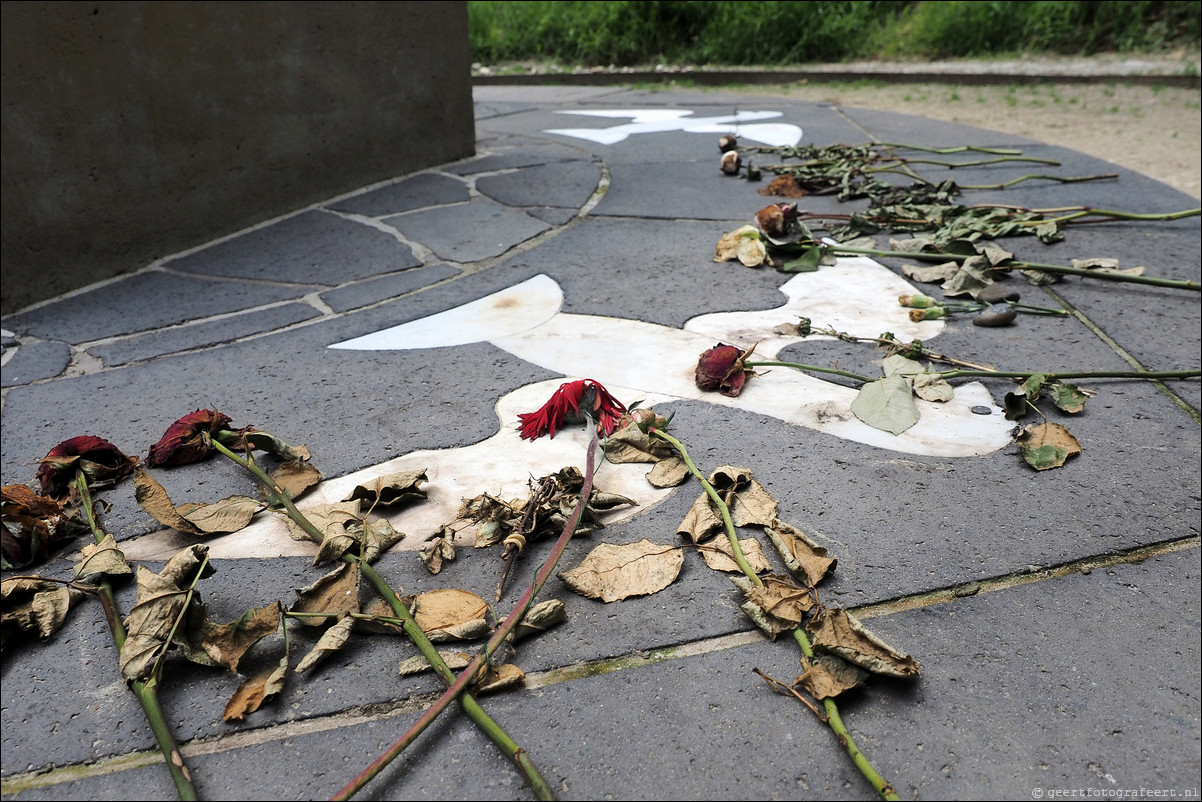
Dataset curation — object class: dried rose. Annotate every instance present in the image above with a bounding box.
[36,436,138,501]
[1,485,89,569]
[720,150,741,175]
[718,134,738,153]
[518,379,627,441]
[695,343,758,397]
[755,203,799,239]
[147,408,254,467]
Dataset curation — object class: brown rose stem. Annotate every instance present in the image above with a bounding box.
[205,439,556,801]
[332,431,598,800]
[829,244,1202,292]
[649,430,902,802]
[74,474,199,801]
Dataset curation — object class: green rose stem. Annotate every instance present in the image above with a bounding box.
[205,439,559,802]
[746,361,1201,385]
[649,430,901,802]
[73,473,199,801]
[828,245,1202,292]
[333,431,599,801]
[957,173,1118,190]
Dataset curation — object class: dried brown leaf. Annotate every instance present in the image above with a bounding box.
[223,654,289,721]
[296,615,354,673]
[410,588,491,641]
[559,539,684,603]
[806,608,919,677]
[677,493,724,544]
[198,602,281,673]
[765,519,836,586]
[476,663,526,694]
[647,456,689,488]
[796,653,869,700]
[342,470,428,508]
[708,466,778,526]
[1,577,79,640]
[419,534,457,574]
[398,650,473,675]
[290,561,361,627]
[506,598,568,642]
[700,537,771,573]
[271,459,323,500]
[74,532,133,579]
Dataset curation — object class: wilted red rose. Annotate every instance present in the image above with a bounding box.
[147,408,253,467]
[36,435,138,501]
[695,343,758,397]
[518,379,627,441]
[1,484,89,569]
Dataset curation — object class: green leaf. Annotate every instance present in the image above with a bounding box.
[851,376,920,435]
[779,246,824,273]
[1049,381,1090,414]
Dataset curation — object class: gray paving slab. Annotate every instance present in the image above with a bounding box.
[166,209,422,284]
[1,270,314,344]
[0,341,71,386]
[1,81,1198,802]
[86,302,322,367]
[326,173,471,218]
[476,161,603,210]
[319,263,462,314]
[382,198,553,262]
[445,141,597,175]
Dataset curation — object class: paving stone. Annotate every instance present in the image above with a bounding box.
[1,271,312,344]
[326,172,470,217]
[0,340,71,386]
[383,198,552,263]
[319,263,461,313]
[475,160,602,209]
[85,302,322,367]
[166,209,421,284]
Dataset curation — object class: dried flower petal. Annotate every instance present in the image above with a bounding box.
[517,379,627,441]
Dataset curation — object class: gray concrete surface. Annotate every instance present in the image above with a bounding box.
[1,77,1198,801]
[1,1,475,315]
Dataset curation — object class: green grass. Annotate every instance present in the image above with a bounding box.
[469,1,1201,67]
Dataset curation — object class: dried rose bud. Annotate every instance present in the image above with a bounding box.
[720,150,741,175]
[695,343,758,397]
[37,436,137,501]
[148,409,232,467]
[755,203,799,238]
[718,134,738,153]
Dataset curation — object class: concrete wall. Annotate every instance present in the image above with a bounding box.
[1,1,475,315]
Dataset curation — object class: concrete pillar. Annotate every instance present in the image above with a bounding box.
[1,1,475,314]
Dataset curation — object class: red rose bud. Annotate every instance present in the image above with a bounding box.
[147,408,252,467]
[720,150,741,175]
[695,343,758,397]
[36,435,137,501]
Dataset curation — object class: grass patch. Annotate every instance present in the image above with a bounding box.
[470,1,1201,66]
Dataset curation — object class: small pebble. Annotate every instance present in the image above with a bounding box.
[976,284,1020,304]
[971,405,992,415]
[973,304,1018,327]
